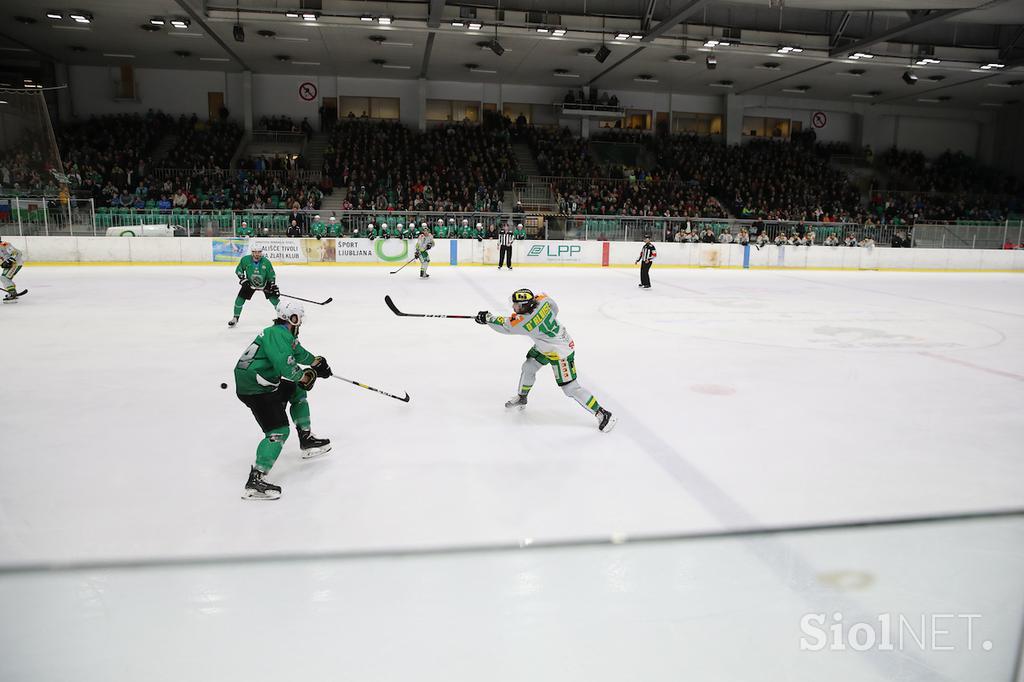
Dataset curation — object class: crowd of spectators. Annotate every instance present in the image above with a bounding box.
[527,126,602,178]
[552,177,727,219]
[323,118,517,212]
[163,115,243,169]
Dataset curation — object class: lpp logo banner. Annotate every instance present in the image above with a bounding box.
[526,243,584,262]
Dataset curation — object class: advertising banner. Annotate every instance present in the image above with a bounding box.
[520,241,589,264]
[212,238,248,263]
[301,238,335,263]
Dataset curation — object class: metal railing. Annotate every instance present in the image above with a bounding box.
[7,199,1022,250]
[1,196,96,236]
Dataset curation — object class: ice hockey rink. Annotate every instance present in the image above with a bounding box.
[2,265,1023,681]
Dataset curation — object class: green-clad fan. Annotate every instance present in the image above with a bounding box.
[363,222,376,239]
[310,215,327,239]
[435,218,448,239]
[234,301,333,500]
[236,220,254,237]
[402,221,415,240]
[327,216,343,237]
[472,222,485,240]
[228,244,280,327]
[514,222,527,240]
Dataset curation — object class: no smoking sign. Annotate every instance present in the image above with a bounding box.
[298,81,318,102]
[811,111,827,129]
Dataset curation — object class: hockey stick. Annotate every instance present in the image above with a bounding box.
[279,293,333,306]
[389,256,418,275]
[332,375,410,402]
[384,294,474,319]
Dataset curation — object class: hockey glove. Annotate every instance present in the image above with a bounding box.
[475,311,489,325]
[266,282,280,297]
[297,368,317,391]
[312,356,332,378]
[1,258,13,269]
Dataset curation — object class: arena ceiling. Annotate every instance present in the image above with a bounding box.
[1,0,1023,109]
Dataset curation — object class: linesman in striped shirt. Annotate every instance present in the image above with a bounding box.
[498,223,515,270]
[636,235,657,289]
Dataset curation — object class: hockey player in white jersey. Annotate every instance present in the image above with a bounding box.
[0,239,25,303]
[475,288,616,432]
[415,225,435,278]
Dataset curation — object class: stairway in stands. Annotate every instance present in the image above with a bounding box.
[511,142,555,212]
[303,132,331,174]
[150,134,178,166]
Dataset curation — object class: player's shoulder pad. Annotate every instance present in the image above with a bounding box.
[508,314,523,326]
[535,293,548,302]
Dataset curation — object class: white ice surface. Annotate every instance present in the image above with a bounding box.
[1,265,1023,681]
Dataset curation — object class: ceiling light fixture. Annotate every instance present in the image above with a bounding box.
[468,22,482,30]
[552,28,566,37]
[149,17,164,25]
[634,74,658,83]
[536,27,549,33]
[140,24,160,32]
[452,20,465,28]
[849,52,874,60]
[170,18,190,28]
[103,53,135,58]
[553,68,579,78]
[614,32,630,41]
[378,16,393,25]
[69,12,93,24]
[706,54,717,69]
[902,70,918,85]
[300,13,319,22]
[257,29,276,38]
[46,11,64,20]
[915,58,940,66]
[360,14,373,22]
[777,45,802,54]
[980,62,1005,70]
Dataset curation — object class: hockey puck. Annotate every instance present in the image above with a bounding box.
[220,383,228,390]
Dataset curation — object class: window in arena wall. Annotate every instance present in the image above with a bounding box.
[672,112,723,135]
[503,102,532,124]
[426,99,481,123]
[625,110,652,130]
[743,116,766,137]
[370,97,400,120]
[339,96,371,119]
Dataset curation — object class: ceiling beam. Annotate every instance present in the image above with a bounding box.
[831,11,852,48]
[828,6,984,58]
[173,0,250,70]
[586,46,646,86]
[419,32,436,79]
[999,25,1024,60]
[640,0,715,43]
[642,0,659,31]
[427,0,447,29]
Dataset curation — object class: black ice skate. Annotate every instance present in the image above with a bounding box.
[298,429,332,459]
[596,408,618,433]
[228,316,239,327]
[242,466,281,500]
[505,394,528,410]
[3,293,18,304]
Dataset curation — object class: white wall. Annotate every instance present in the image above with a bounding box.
[67,66,243,119]
[63,66,1000,161]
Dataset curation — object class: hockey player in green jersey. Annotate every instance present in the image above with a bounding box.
[0,238,25,303]
[229,244,280,327]
[310,215,327,239]
[475,289,617,432]
[234,301,333,499]
[327,216,343,237]
[415,225,435,279]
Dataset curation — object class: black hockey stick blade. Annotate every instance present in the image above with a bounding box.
[384,295,474,319]
[389,256,418,275]
[5,289,28,299]
[280,293,332,306]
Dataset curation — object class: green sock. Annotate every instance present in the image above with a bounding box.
[289,388,311,430]
[233,297,245,317]
[255,426,289,471]
[268,296,280,308]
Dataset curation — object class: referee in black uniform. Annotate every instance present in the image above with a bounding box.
[636,234,657,288]
[498,223,514,270]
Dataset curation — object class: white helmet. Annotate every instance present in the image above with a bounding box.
[277,300,305,327]
[517,223,524,228]
[251,243,264,254]
[462,219,469,225]
[436,218,444,225]
[421,222,429,228]
[379,221,387,227]
[476,222,483,228]
[368,222,375,229]
[397,222,404,229]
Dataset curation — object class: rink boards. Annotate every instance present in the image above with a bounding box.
[7,235,1024,272]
